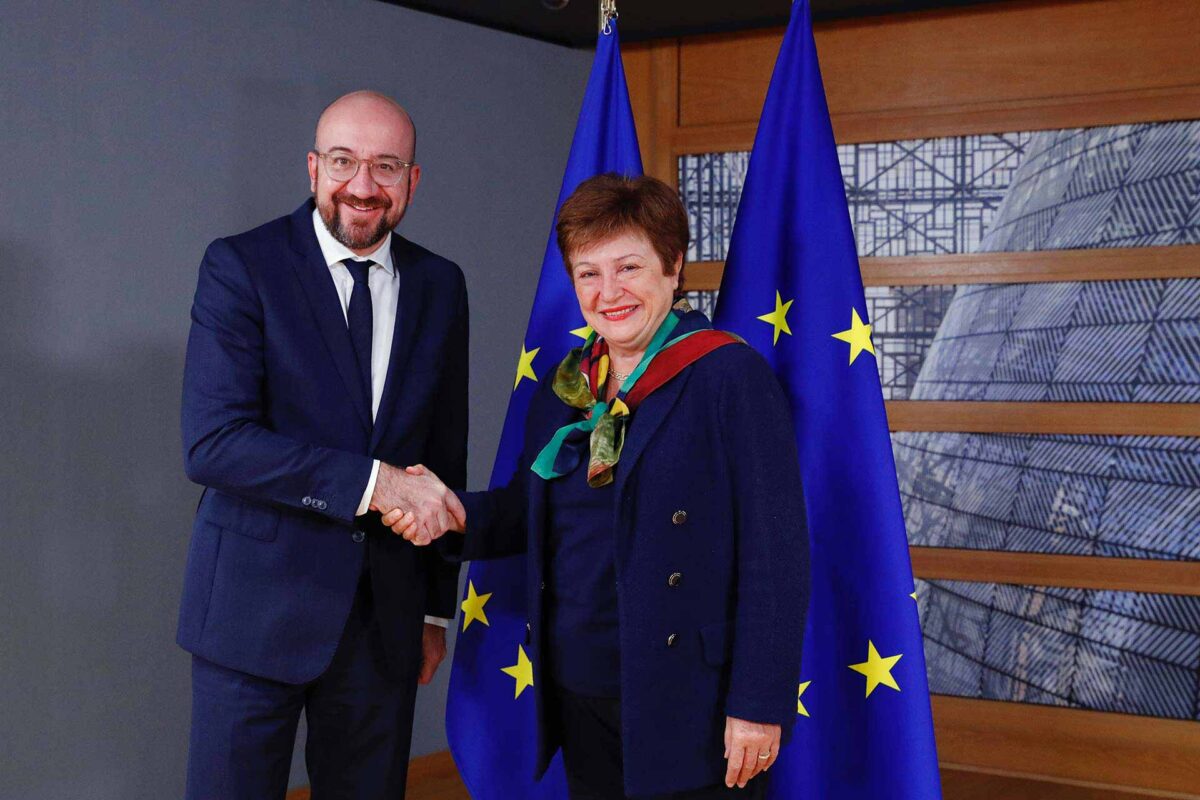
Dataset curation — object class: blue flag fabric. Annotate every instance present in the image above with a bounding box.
[445,22,642,800]
[712,2,942,797]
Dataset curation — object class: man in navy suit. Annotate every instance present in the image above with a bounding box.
[179,90,467,799]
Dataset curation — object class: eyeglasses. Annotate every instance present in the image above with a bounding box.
[312,150,414,187]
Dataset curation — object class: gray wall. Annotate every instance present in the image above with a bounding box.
[0,1,589,796]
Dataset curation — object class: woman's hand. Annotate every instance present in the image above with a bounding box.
[723,716,781,788]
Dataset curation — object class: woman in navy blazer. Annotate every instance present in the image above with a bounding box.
[391,175,809,799]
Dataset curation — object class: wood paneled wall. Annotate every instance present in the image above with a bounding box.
[622,1,1200,797]
[625,0,1200,162]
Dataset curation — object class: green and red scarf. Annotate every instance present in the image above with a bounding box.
[532,301,742,487]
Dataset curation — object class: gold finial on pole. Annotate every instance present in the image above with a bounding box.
[599,0,618,34]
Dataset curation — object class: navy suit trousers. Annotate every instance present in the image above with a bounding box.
[185,577,419,800]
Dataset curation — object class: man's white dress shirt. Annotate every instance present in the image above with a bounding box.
[312,209,450,628]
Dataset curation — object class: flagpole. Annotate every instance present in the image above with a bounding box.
[445,8,643,797]
[599,0,617,34]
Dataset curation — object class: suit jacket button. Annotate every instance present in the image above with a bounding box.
[668,572,682,587]
[540,581,546,591]
[352,530,366,543]
[666,633,678,647]
[672,510,687,525]
[302,496,312,507]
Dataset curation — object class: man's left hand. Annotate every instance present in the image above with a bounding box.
[418,623,447,685]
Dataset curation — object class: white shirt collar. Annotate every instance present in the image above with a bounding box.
[312,207,395,275]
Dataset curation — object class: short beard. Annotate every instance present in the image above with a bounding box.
[318,191,402,251]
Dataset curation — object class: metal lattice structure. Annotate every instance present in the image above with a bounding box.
[679,132,1035,398]
[866,285,957,399]
[679,133,1032,262]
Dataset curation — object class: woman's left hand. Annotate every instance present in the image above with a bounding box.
[723,716,781,788]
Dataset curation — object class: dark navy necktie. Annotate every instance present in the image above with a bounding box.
[343,259,374,416]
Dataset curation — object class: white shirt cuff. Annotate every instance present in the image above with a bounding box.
[356,460,381,517]
[424,616,452,628]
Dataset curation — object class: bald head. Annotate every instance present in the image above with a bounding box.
[308,90,423,255]
[315,90,416,162]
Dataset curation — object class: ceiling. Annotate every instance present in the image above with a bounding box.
[381,0,1007,48]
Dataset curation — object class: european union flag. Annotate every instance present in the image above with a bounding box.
[444,19,642,800]
[712,2,943,797]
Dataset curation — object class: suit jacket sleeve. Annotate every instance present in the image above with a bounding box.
[419,271,469,619]
[720,351,811,727]
[181,238,374,523]
[437,376,560,565]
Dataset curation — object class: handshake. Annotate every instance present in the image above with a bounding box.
[368,463,466,546]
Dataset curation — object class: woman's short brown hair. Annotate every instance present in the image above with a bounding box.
[556,173,690,288]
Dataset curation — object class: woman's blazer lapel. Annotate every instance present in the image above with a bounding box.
[611,369,693,507]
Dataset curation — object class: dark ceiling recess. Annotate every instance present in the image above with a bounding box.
[381,0,1007,48]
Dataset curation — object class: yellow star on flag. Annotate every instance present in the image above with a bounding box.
[849,640,902,698]
[910,590,918,601]
[513,343,540,391]
[831,308,875,365]
[757,291,794,345]
[797,681,812,717]
[460,580,492,632]
[501,644,535,699]
[570,324,594,341]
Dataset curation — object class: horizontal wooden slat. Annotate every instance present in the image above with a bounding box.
[911,548,1200,596]
[682,260,723,291]
[863,246,1200,286]
[681,246,1200,291]
[932,696,1200,797]
[672,121,759,156]
[885,401,1200,437]
[681,261,722,291]
[939,764,1190,800]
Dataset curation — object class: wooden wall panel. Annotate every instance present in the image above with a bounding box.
[933,697,1200,797]
[623,41,680,187]
[677,28,778,128]
[677,0,1200,148]
[939,766,1189,800]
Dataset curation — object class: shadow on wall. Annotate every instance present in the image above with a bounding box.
[0,238,199,798]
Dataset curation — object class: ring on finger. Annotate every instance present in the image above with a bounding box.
[756,752,770,760]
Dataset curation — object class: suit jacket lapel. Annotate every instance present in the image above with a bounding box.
[370,236,428,452]
[613,369,692,500]
[286,202,373,435]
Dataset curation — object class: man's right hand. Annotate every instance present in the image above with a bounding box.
[369,463,462,545]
